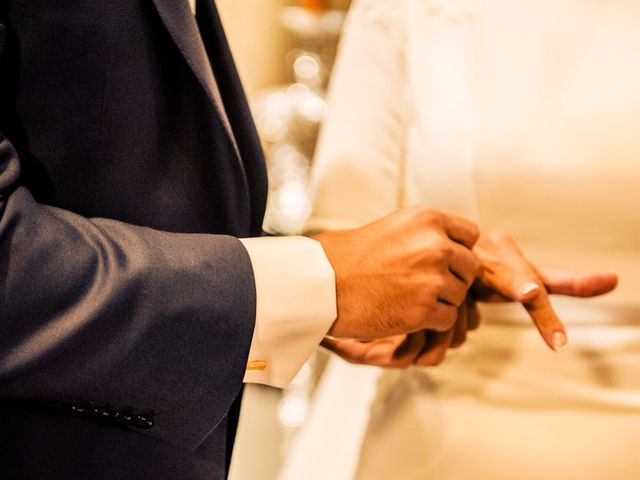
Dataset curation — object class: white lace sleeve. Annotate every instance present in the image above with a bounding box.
[305,0,409,233]
[348,0,407,30]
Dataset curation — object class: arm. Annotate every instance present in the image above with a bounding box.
[0,18,256,448]
[0,9,474,451]
[0,134,256,450]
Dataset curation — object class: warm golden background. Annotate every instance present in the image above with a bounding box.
[217,0,350,99]
[214,3,351,479]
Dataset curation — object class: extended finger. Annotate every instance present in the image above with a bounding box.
[535,266,618,297]
[480,262,568,350]
[473,233,568,349]
[522,287,568,351]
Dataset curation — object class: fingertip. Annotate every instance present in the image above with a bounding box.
[575,271,619,296]
[320,336,341,352]
[546,269,619,297]
[523,296,566,351]
[551,330,568,351]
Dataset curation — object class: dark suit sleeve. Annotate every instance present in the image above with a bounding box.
[0,124,256,450]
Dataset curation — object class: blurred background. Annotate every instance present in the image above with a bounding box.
[215,1,350,479]
[220,0,351,236]
[218,0,350,99]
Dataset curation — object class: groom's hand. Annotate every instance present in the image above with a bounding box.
[313,206,480,340]
[321,298,481,368]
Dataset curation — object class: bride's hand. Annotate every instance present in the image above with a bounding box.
[321,299,480,368]
[471,231,618,350]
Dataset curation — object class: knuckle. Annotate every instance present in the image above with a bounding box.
[404,204,428,219]
[469,223,481,244]
[487,229,511,244]
[440,243,454,260]
[431,248,447,265]
[431,314,456,332]
[421,206,443,225]
[441,309,458,330]
[428,240,451,264]
[431,277,447,295]
[453,283,469,301]
[450,294,466,309]
[462,245,477,263]
[430,323,449,332]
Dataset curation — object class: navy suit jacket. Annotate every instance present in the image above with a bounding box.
[0,0,268,478]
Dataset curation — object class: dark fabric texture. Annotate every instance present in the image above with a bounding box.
[0,0,268,478]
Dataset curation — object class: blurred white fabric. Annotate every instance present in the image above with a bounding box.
[278,359,382,480]
[283,0,640,478]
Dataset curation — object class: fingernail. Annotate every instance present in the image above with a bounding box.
[519,282,540,298]
[552,331,568,350]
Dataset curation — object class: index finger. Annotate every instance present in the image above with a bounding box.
[443,210,480,249]
[522,287,568,351]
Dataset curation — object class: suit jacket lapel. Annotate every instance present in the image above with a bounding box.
[150,0,240,159]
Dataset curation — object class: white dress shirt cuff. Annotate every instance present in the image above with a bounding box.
[239,236,337,388]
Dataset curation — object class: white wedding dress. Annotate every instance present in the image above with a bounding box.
[280,0,640,479]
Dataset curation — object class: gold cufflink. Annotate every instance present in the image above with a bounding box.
[246,360,268,372]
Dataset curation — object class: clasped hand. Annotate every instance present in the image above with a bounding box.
[314,206,618,368]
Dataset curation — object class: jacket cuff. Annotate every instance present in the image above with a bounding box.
[239,236,337,388]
